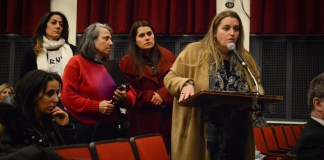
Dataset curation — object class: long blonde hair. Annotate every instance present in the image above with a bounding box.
[180,10,262,93]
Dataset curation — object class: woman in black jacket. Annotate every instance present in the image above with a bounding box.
[0,70,75,155]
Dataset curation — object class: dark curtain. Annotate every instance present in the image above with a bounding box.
[250,0,324,34]
[0,0,50,35]
[77,0,216,34]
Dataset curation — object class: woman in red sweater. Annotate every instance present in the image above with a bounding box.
[61,23,136,143]
[119,21,175,153]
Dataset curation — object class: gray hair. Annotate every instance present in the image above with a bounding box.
[77,23,112,60]
[307,72,324,110]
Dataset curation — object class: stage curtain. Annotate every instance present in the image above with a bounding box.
[169,0,216,34]
[0,0,50,35]
[77,0,131,33]
[250,0,324,34]
[77,0,216,34]
[133,0,169,34]
[2,0,324,35]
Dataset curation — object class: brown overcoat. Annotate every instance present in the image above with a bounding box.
[164,42,264,160]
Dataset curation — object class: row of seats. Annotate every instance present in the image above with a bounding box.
[254,125,304,160]
[52,126,303,160]
[51,133,169,160]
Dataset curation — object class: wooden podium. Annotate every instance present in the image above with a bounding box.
[179,90,283,109]
[179,90,283,159]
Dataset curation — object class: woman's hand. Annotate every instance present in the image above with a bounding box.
[99,100,115,115]
[151,92,163,106]
[113,84,128,104]
[179,81,195,102]
[52,107,69,126]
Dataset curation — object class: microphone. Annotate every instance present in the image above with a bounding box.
[227,43,260,95]
[227,43,247,67]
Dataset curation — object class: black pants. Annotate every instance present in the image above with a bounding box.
[72,118,128,144]
[206,107,251,160]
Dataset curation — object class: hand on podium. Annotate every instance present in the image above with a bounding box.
[179,80,195,102]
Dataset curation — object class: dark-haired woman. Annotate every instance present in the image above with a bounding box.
[20,11,76,78]
[119,21,175,154]
[0,70,75,154]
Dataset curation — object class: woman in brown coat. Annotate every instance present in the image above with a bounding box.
[164,11,264,160]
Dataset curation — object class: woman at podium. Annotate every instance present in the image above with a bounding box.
[164,10,264,160]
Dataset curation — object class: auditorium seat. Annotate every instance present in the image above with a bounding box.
[300,125,305,130]
[89,138,136,160]
[52,144,93,160]
[292,125,302,140]
[282,125,297,148]
[261,126,290,153]
[254,127,269,154]
[130,133,169,160]
[272,126,293,150]
[254,127,287,160]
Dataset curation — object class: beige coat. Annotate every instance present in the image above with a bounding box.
[164,42,264,160]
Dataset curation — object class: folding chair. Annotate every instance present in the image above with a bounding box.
[130,133,169,160]
[51,144,93,160]
[89,138,136,160]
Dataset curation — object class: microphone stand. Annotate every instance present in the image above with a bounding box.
[243,65,262,115]
[228,46,262,114]
[227,43,260,95]
[243,64,260,95]
[220,43,266,159]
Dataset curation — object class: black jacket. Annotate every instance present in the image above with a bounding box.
[294,118,324,160]
[0,98,75,154]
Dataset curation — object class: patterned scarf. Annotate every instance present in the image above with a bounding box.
[206,54,249,144]
[209,54,248,92]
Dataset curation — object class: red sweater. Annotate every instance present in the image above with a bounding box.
[61,54,136,125]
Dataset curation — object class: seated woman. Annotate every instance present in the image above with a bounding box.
[0,83,13,102]
[0,70,75,154]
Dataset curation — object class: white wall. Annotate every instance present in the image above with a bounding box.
[50,0,77,45]
[217,0,250,51]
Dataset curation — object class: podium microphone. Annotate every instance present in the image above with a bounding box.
[227,43,247,68]
[227,43,260,95]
